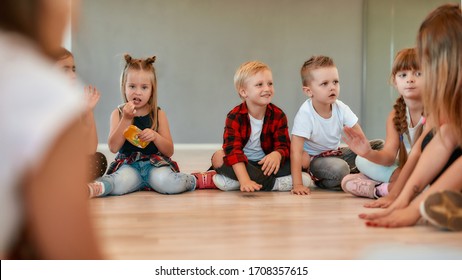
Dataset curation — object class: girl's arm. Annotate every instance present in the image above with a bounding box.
[343,111,400,166]
[107,108,131,153]
[82,110,98,155]
[81,86,100,155]
[364,152,462,228]
[139,109,174,157]
[290,135,311,195]
[23,119,102,259]
[391,125,457,205]
[361,125,455,219]
[363,126,427,209]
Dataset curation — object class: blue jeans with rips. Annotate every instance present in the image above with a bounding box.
[96,160,196,196]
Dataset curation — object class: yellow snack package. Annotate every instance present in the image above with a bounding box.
[123,125,149,148]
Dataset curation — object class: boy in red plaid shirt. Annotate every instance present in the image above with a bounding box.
[210,61,312,192]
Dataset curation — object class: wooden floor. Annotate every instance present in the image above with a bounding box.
[90,146,462,260]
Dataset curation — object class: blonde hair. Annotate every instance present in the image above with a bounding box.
[417,4,462,146]
[120,54,159,131]
[390,48,423,167]
[300,55,335,87]
[234,61,271,97]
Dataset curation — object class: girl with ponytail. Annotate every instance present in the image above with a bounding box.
[87,54,197,198]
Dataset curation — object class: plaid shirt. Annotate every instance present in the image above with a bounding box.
[222,102,290,166]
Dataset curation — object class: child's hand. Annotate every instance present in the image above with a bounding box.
[138,128,157,143]
[240,180,262,192]
[291,184,311,195]
[342,126,371,157]
[258,151,282,176]
[84,85,100,111]
[122,101,137,119]
[364,195,395,208]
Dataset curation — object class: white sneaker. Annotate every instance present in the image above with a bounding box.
[302,172,314,187]
[273,175,293,191]
[88,181,105,198]
[212,174,240,191]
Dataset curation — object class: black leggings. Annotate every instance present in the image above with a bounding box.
[215,160,291,191]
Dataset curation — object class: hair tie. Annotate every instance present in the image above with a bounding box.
[399,134,404,142]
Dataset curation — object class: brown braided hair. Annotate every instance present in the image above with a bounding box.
[392,96,409,167]
[120,54,159,131]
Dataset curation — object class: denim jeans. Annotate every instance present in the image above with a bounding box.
[215,160,291,191]
[97,160,196,196]
[310,139,384,191]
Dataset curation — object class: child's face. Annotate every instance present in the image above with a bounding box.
[125,69,153,109]
[393,69,423,101]
[303,67,339,105]
[56,55,77,84]
[239,69,274,107]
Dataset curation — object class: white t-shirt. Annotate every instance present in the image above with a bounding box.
[243,114,266,161]
[0,31,84,255]
[292,99,358,156]
[406,107,424,148]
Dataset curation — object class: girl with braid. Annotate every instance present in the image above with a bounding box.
[341,48,424,203]
[87,54,197,198]
[361,4,462,229]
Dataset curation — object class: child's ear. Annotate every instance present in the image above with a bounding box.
[239,88,247,99]
[302,86,313,98]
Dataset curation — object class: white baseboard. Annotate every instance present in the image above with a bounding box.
[97,143,221,151]
[175,143,221,150]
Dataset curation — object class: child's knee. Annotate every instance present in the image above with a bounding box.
[110,167,141,195]
[149,168,195,194]
[211,150,225,169]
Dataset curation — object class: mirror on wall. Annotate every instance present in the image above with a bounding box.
[362,0,459,139]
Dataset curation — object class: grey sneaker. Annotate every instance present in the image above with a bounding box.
[273,175,293,191]
[420,190,462,231]
[212,174,240,191]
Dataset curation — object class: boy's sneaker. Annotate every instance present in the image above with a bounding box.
[302,172,314,187]
[341,173,379,199]
[192,170,218,189]
[273,175,293,191]
[88,181,105,198]
[420,190,462,231]
[212,174,240,191]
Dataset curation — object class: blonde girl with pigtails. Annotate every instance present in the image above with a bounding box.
[341,48,425,204]
[87,54,197,198]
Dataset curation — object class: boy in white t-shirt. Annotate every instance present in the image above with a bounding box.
[291,56,383,195]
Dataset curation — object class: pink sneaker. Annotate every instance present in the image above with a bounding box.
[88,181,105,198]
[341,173,380,199]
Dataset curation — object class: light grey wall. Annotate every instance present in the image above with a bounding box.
[73,0,364,144]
